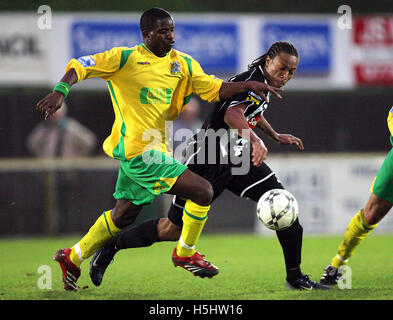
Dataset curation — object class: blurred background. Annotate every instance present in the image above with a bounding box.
[1,0,393,237]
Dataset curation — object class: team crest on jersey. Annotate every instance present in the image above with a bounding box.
[76,55,96,68]
[170,61,181,74]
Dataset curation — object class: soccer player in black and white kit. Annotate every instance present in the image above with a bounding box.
[90,42,330,290]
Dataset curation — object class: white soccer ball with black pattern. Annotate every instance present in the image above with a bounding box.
[257,189,299,231]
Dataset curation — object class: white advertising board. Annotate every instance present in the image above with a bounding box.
[0,14,50,85]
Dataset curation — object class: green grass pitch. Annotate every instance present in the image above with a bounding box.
[1,233,393,300]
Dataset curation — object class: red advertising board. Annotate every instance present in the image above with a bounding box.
[353,16,393,85]
[354,63,393,85]
[353,16,393,45]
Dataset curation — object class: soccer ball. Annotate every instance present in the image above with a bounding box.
[257,189,299,231]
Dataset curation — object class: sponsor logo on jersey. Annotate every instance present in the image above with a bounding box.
[140,87,173,104]
[247,91,263,106]
[76,55,96,68]
[137,61,150,65]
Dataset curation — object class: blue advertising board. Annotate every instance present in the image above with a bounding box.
[71,21,239,74]
[174,23,239,74]
[71,22,142,58]
[262,22,331,75]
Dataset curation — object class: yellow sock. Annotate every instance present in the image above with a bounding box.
[331,209,377,268]
[69,210,121,267]
[176,200,210,257]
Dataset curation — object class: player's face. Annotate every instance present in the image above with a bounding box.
[145,17,175,57]
[264,52,299,88]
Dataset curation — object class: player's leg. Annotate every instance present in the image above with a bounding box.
[168,170,219,277]
[321,149,393,285]
[321,193,391,285]
[167,195,221,278]
[167,153,236,271]
[55,202,142,290]
[334,193,390,267]
[169,169,213,255]
[90,190,219,286]
[89,203,183,286]
[228,163,329,290]
[139,149,214,259]
[167,159,229,278]
[64,158,150,266]
[89,150,214,284]
[54,200,138,290]
[68,200,141,267]
[228,164,303,279]
[54,156,153,290]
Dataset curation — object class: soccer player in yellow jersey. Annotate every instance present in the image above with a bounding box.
[36,7,282,290]
[320,106,393,285]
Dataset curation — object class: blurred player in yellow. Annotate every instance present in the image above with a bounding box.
[320,106,393,285]
[36,7,282,290]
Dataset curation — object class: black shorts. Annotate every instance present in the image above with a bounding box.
[167,160,284,227]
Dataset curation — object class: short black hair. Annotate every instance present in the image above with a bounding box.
[248,41,298,70]
[140,7,172,33]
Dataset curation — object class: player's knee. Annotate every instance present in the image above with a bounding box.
[363,195,392,225]
[194,180,213,206]
[363,206,386,225]
[112,211,135,229]
[111,200,141,229]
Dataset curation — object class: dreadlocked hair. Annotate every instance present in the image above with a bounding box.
[248,41,298,70]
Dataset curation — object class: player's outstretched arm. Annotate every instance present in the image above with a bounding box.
[36,68,78,119]
[219,81,282,103]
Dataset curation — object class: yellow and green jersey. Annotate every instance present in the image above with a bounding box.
[66,43,223,160]
[388,106,393,146]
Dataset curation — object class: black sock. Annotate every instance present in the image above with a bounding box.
[106,218,161,251]
[275,218,303,281]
